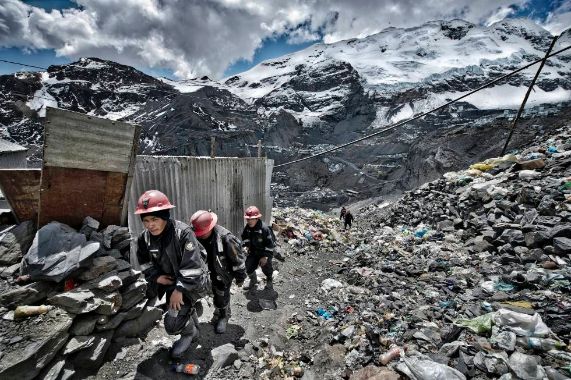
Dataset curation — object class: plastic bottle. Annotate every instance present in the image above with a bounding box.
[379,346,402,365]
[173,363,200,375]
[517,337,566,351]
[14,305,53,319]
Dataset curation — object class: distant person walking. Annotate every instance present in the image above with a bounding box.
[344,210,354,230]
[340,206,346,220]
[190,210,247,334]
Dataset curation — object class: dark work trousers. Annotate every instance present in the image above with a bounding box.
[210,276,231,309]
[245,252,273,279]
[160,284,197,335]
[344,220,352,229]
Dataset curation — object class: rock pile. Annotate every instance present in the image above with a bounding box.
[0,217,161,380]
[269,127,571,379]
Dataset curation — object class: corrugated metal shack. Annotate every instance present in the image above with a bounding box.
[128,155,273,238]
[0,139,27,169]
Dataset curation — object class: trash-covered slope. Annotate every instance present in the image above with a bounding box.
[247,126,571,379]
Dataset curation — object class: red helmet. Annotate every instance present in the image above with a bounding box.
[244,205,262,219]
[190,210,218,237]
[134,190,176,214]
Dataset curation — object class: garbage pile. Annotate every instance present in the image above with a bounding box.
[274,127,571,379]
[272,207,347,255]
[0,217,161,380]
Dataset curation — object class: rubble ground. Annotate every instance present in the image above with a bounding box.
[0,125,570,380]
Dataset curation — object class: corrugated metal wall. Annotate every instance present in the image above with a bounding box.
[128,156,273,238]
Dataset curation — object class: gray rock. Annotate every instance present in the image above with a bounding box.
[537,196,557,216]
[472,235,494,252]
[122,298,148,321]
[0,263,21,279]
[524,230,551,248]
[94,291,122,315]
[63,336,96,355]
[114,306,162,338]
[84,271,123,292]
[77,256,117,281]
[0,308,72,380]
[48,288,121,315]
[550,224,571,239]
[553,237,571,254]
[79,216,100,239]
[119,278,147,311]
[48,289,99,314]
[70,314,100,336]
[496,229,524,245]
[0,281,56,308]
[95,312,126,332]
[0,221,35,265]
[211,343,239,370]
[117,268,141,288]
[38,359,65,380]
[74,331,114,370]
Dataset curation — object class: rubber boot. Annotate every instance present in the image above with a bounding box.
[264,276,273,291]
[243,273,258,291]
[171,320,199,359]
[215,306,230,334]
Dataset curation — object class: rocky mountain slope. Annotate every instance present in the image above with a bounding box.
[0,18,570,208]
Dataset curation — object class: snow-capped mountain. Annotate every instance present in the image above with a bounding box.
[222,18,570,128]
[1,18,570,208]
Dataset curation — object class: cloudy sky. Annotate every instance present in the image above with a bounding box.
[0,0,569,79]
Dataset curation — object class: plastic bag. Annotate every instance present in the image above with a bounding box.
[397,356,466,380]
[454,313,494,334]
[21,222,101,282]
[493,309,550,337]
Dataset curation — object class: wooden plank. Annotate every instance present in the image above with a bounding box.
[38,167,128,229]
[0,169,41,223]
[44,107,137,173]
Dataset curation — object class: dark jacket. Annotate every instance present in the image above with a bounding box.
[137,219,209,296]
[241,219,275,257]
[340,208,346,220]
[344,212,354,224]
[200,225,247,286]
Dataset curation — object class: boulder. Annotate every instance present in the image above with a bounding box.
[553,237,571,254]
[77,256,117,281]
[211,343,239,370]
[73,331,114,370]
[0,221,36,265]
[0,281,56,308]
[0,308,72,380]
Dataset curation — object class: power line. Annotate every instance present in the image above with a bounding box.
[274,43,571,168]
[0,59,48,70]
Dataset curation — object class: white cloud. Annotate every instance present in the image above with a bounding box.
[0,0,543,78]
[542,1,571,35]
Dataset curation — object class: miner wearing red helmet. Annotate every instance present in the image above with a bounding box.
[241,205,276,290]
[135,190,209,359]
[190,210,246,334]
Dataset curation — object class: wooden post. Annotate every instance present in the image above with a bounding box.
[210,136,216,158]
[257,140,262,158]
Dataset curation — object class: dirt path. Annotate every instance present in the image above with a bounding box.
[89,228,352,379]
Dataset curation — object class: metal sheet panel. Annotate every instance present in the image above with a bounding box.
[39,108,140,228]
[39,167,127,229]
[44,107,138,173]
[129,156,273,238]
[0,169,41,223]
